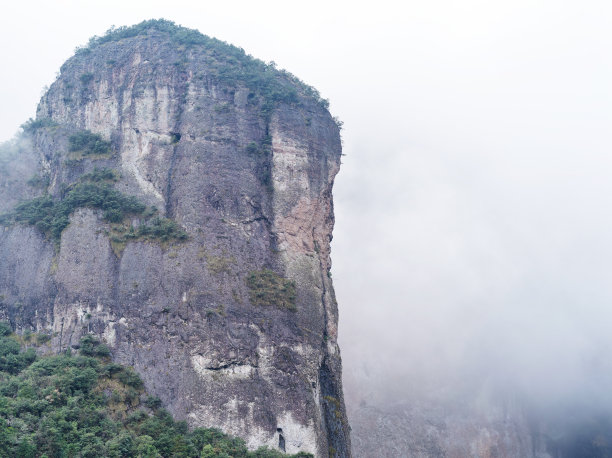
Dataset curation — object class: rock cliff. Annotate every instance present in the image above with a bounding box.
[0,20,350,457]
[346,396,547,458]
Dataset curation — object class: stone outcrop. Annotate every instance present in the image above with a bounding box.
[0,20,350,457]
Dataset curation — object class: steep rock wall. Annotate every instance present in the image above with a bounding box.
[0,22,350,457]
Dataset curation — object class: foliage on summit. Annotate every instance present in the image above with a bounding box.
[72,19,332,120]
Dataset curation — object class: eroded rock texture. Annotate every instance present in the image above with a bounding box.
[0,21,350,457]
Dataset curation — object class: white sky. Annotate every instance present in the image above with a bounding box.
[2,0,612,408]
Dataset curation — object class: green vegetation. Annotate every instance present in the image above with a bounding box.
[246,269,297,311]
[26,175,49,189]
[68,130,112,157]
[80,167,119,183]
[170,132,182,144]
[79,334,111,358]
[79,72,94,85]
[36,333,52,345]
[213,103,231,114]
[73,19,330,119]
[0,325,310,457]
[109,217,189,256]
[0,182,145,241]
[246,142,259,154]
[198,248,236,275]
[323,396,344,421]
[245,136,272,157]
[0,170,188,248]
[20,118,59,134]
[132,217,187,242]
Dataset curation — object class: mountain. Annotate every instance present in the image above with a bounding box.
[0,19,350,458]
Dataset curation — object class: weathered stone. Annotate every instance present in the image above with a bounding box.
[0,21,350,457]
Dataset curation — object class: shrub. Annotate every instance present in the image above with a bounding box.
[36,333,51,345]
[20,117,58,133]
[117,367,143,389]
[145,396,162,410]
[68,130,112,156]
[247,269,297,311]
[80,334,111,357]
[94,344,110,357]
[1,182,146,243]
[79,334,100,356]
[27,175,49,189]
[246,141,259,154]
[0,332,36,375]
[0,322,11,337]
[1,170,188,248]
[135,217,188,243]
[80,72,94,85]
[81,167,119,182]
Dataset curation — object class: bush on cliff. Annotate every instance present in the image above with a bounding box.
[20,117,58,134]
[0,182,145,241]
[0,171,188,247]
[0,324,312,458]
[247,269,297,311]
[69,130,112,156]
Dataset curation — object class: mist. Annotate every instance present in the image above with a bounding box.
[1,0,612,454]
[329,0,612,448]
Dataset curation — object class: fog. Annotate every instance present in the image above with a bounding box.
[329,1,612,414]
[2,0,612,450]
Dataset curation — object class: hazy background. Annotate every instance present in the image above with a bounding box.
[2,0,612,431]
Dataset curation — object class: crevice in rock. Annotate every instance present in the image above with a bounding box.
[319,359,350,458]
[165,140,179,218]
[204,360,258,371]
[278,428,286,452]
[165,80,190,218]
[58,316,65,352]
[313,226,330,345]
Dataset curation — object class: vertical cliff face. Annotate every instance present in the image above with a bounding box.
[0,21,350,457]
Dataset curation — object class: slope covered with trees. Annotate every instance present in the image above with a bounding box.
[0,323,311,457]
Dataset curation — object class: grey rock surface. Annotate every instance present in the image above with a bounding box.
[347,399,549,458]
[343,366,554,458]
[0,22,350,457]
